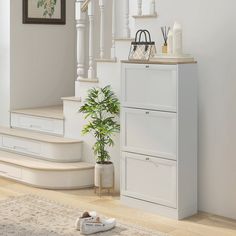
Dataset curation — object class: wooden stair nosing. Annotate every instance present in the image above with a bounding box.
[11,105,64,120]
[95,58,117,63]
[0,127,82,144]
[61,96,82,102]
[78,78,99,83]
[132,13,158,19]
[0,150,94,171]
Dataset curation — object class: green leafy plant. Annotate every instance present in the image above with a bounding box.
[79,86,120,164]
[37,0,57,18]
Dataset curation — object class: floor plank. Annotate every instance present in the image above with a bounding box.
[0,177,236,236]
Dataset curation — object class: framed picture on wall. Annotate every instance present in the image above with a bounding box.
[23,0,66,24]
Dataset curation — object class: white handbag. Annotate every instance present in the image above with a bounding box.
[129,30,156,61]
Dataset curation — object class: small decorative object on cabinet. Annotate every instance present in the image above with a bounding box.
[155,22,194,63]
[173,22,183,55]
[161,26,170,54]
[79,86,120,197]
[129,30,156,61]
[120,60,198,220]
[167,30,173,54]
[23,0,66,24]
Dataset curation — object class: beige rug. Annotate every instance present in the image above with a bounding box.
[0,195,167,236]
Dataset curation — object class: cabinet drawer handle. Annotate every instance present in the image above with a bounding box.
[145,65,150,68]
[30,124,42,129]
[145,158,159,167]
[145,111,150,115]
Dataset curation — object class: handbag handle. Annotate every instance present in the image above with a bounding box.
[138,30,148,43]
[134,30,144,42]
[143,30,152,43]
[134,29,153,43]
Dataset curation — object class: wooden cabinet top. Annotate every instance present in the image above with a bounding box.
[121,60,197,65]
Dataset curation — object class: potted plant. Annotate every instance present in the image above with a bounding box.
[79,86,120,191]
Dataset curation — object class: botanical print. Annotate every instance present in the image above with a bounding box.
[37,0,57,18]
[27,0,61,19]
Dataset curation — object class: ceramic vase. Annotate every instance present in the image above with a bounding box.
[95,162,114,188]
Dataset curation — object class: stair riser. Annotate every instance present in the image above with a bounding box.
[75,80,99,99]
[11,113,64,136]
[0,162,94,189]
[0,134,82,163]
[96,62,121,97]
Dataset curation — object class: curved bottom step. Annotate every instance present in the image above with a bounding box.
[0,151,94,189]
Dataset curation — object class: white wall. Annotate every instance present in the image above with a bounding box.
[10,0,76,109]
[123,0,236,219]
[72,0,236,219]
[0,0,10,126]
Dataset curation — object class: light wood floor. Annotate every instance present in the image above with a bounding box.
[1,177,236,236]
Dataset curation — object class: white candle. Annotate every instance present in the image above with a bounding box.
[173,22,183,56]
[167,30,173,55]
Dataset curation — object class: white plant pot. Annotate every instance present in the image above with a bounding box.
[94,162,114,188]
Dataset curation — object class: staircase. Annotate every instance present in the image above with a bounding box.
[0,106,94,189]
[65,0,158,191]
[0,0,158,190]
[74,0,158,95]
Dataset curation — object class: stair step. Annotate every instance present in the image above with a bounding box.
[11,105,64,136]
[97,61,120,95]
[61,96,82,102]
[75,79,99,98]
[78,78,99,83]
[0,127,83,162]
[95,58,117,63]
[11,105,64,120]
[0,150,93,171]
[132,13,158,19]
[0,127,80,144]
[0,150,94,189]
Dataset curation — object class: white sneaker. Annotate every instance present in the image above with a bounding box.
[80,217,116,235]
[75,211,97,231]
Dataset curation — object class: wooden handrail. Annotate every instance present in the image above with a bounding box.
[81,0,90,12]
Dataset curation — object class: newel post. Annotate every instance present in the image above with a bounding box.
[137,0,142,16]
[88,0,95,79]
[99,0,105,59]
[124,0,131,38]
[111,0,116,59]
[150,0,157,15]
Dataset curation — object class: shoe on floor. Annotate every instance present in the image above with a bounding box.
[80,217,116,235]
[75,211,97,231]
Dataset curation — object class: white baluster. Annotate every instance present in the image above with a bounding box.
[75,0,86,80]
[111,0,116,59]
[88,0,95,79]
[137,0,142,16]
[99,0,105,59]
[150,0,157,15]
[124,0,131,38]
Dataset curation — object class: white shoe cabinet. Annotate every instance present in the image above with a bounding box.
[121,62,198,220]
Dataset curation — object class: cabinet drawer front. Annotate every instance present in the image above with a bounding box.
[0,163,22,179]
[122,64,177,112]
[1,135,41,155]
[11,114,64,136]
[121,108,177,160]
[121,152,177,208]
